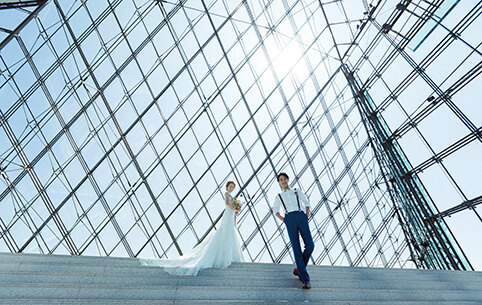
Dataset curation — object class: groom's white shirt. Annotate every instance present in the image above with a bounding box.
[273,188,310,215]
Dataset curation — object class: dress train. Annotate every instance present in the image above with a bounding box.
[140,195,244,276]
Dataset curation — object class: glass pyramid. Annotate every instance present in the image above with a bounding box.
[1,0,481,270]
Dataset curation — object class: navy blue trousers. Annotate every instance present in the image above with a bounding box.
[284,211,314,283]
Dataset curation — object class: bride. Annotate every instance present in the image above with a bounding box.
[141,181,244,275]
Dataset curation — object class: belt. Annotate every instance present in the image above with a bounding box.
[286,210,303,214]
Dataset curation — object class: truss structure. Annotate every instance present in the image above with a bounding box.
[1,0,480,270]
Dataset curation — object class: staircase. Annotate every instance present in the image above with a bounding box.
[1,252,481,304]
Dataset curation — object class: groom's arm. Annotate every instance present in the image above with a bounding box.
[300,191,311,217]
[273,196,284,222]
[275,212,284,222]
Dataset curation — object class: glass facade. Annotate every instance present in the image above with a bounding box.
[1,0,480,270]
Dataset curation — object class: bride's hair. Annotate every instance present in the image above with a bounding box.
[226,181,236,190]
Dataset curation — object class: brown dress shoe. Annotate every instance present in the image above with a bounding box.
[293,268,301,281]
[302,281,311,289]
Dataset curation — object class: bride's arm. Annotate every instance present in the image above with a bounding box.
[225,192,241,212]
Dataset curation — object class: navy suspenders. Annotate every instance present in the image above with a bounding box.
[278,188,301,214]
[278,194,288,213]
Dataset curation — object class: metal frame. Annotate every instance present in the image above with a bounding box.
[0,0,480,270]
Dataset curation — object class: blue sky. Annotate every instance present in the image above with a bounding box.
[0,0,480,270]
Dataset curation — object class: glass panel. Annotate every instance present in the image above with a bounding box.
[0,0,479,271]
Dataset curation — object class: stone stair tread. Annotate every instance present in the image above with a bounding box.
[0,253,476,276]
[0,300,481,305]
[1,270,481,291]
[0,253,475,274]
[1,259,480,276]
[1,252,481,303]
[2,282,481,298]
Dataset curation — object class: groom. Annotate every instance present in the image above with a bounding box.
[273,172,314,289]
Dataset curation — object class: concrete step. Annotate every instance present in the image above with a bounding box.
[1,282,482,302]
[2,262,481,288]
[0,301,481,305]
[0,252,476,278]
[1,270,481,291]
[1,252,481,303]
[0,252,474,275]
[2,252,480,281]
[0,252,138,266]
[1,256,481,279]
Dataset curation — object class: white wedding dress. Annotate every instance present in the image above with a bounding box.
[140,192,244,276]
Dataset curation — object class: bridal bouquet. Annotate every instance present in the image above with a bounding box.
[231,197,242,210]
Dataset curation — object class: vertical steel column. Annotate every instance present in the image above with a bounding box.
[342,64,472,271]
